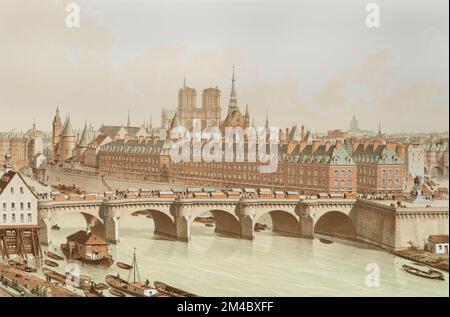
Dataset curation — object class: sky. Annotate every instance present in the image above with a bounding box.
[0,0,448,133]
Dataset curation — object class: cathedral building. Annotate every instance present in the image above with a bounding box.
[176,78,222,130]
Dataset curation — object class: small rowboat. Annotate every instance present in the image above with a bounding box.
[153,281,198,297]
[43,268,66,284]
[319,238,333,244]
[47,251,64,261]
[8,260,37,273]
[116,262,133,270]
[402,264,445,280]
[110,288,126,297]
[44,259,59,267]
[51,224,60,231]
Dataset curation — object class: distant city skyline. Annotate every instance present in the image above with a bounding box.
[0,0,448,133]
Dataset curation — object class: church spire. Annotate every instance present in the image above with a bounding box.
[228,65,238,115]
[127,110,131,128]
[265,110,269,129]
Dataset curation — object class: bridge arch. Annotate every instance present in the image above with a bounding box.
[191,209,241,238]
[254,209,301,237]
[314,210,356,240]
[115,208,177,241]
[39,210,105,246]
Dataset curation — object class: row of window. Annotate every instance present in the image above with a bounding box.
[2,202,32,211]
[2,213,33,224]
[7,187,26,194]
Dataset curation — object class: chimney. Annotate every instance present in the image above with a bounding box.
[385,142,396,151]
[312,140,321,152]
[3,153,13,174]
[396,144,406,159]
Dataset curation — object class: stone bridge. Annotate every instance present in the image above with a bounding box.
[37,197,449,251]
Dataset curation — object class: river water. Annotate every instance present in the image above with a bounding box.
[38,213,448,297]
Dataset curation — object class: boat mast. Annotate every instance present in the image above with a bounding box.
[127,248,141,283]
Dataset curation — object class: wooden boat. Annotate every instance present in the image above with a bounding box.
[110,288,126,297]
[254,223,267,231]
[105,274,158,297]
[319,238,333,244]
[116,262,133,270]
[94,283,109,291]
[44,259,59,267]
[43,268,66,284]
[105,249,158,297]
[84,287,105,297]
[47,251,64,261]
[402,264,445,280]
[8,260,37,273]
[154,281,198,297]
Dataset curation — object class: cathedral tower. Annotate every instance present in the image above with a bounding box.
[52,107,62,161]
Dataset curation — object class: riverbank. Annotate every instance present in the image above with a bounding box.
[0,262,79,297]
[393,249,449,272]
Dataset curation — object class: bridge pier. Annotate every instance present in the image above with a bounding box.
[104,216,120,244]
[239,200,257,240]
[38,218,53,246]
[299,206,314,239]
[174,200,192,242]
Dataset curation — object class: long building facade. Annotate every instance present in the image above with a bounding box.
[47,68,419,195]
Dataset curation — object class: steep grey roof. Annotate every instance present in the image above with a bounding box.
[170,113,181,129]
[78,123,90,146]
[61,117,75,137]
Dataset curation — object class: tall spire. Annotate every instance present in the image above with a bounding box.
[378,121,381,135]
[228,65,238,115]
[127,110,131,128]
[265,110,269,129]
[53,106,62,125]
[183,75,186,88]
[245,104,249,117]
